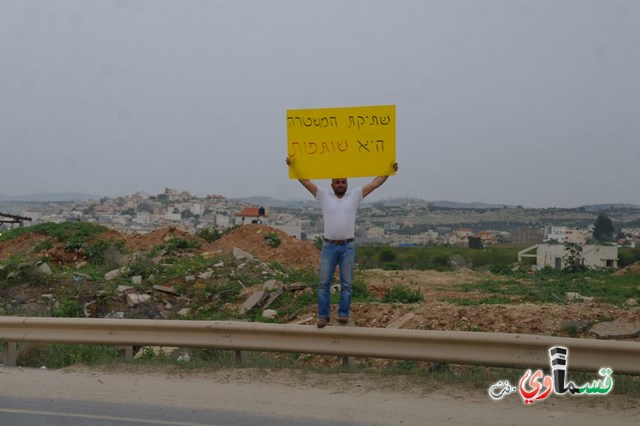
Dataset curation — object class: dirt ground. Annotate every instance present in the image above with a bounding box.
[1,224,639,341]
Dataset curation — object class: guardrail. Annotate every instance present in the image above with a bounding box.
[2,316,639,375]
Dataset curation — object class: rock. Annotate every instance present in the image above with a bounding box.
[36,262,52,275]
[116,285,134,295]
[233,247,254,260]
[213,262,224,268]
[131,275,143,285]
[177,308,191,317]
[184,275,195,282]
[105,268,124,281]
[153,285,180,295]
[262,309,277,319]
[177,353,192,362]
[126,293,152,307]
[198,270,213,279]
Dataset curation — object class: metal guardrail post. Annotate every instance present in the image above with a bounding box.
[235,350,244,364]
[337,321,355,368]
[1,341,17,366]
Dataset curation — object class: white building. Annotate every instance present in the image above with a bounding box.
[518,244,618,270]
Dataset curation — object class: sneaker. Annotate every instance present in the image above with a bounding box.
[317,317,328,328]
[337,316,349,324]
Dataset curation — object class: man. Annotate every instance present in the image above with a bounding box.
[286,157,398,328]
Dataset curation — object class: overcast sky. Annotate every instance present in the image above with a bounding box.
[1,0,639,208]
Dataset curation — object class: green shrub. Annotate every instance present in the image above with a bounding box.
[52,299,84,318]
[382,284,424,303]
[17,343,119,369]
[197,227,222,243]
[264,232,281,248]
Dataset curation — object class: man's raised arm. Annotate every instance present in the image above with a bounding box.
[362,162,399,198]
[286,157,318,197]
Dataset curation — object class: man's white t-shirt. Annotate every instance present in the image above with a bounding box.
[316,187,363,240]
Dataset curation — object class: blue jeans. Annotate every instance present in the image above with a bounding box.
[317,241,356,319]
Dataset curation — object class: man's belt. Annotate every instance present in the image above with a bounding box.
[323,238,355,245]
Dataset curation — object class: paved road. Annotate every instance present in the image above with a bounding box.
[1,366,638,425]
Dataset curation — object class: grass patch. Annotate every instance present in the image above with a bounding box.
[382,284,424,303]
[453,270,640,306]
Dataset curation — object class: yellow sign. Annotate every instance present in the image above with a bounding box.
[287,104,396,179]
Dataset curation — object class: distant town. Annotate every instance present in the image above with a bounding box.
[2,188,640,248]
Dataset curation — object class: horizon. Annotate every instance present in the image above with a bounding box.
[1,190,638,210]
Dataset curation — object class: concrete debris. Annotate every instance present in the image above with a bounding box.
[213,262,224,268]
[126,293,152,307]
[262,309,277,319]
[131,275,143,285]
[198,270,213,279]
[565,292,594,302]
[263,279,278,291]
[134,346,177,359]
[177,353,192,362]
[262,287,284,310]
[286,283,307,292]
[152,285,180,295]
[105,267,127,281]
[177,308,190,317]
[386,313,415,329]
[184,275,195,282]
[589,319,640,339]
[233,247,254,260]
[240,290,269,314]
[116,285,134,295]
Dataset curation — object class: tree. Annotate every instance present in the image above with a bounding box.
[593,214,614,242]
[468,236,483,249]
[563,242,587,273]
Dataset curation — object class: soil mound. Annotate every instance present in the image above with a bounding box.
[204,224,319,270]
